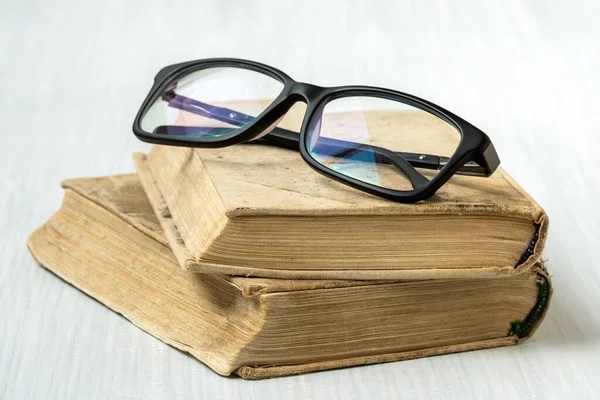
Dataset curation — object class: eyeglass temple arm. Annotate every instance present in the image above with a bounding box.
[163,94,429,188]
[258,129,484,176]
[259,127,487,177]
[162,92,486,176]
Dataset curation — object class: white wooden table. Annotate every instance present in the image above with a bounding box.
[1,1,599,398]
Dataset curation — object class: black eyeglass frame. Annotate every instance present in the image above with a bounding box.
[133,58,500,203]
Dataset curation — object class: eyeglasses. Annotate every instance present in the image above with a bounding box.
[133,58,500,202]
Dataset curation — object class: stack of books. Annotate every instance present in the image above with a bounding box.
[28,137,551,379]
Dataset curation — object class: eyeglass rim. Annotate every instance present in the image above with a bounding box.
[132,58,499,202]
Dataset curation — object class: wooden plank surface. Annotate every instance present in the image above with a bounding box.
[1,0,599,398]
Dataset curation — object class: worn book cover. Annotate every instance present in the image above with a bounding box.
[141,141,547,280]
[27,174,551,379]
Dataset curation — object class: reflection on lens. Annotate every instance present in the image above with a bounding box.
[141,67,284,139]
[306,96,461,192]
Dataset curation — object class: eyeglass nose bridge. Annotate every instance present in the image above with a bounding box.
[248,81,326,142]
[288,82,327,102]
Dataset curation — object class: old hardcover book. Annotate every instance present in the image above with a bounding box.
[27,174,552,379]
[142,138,548,280]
